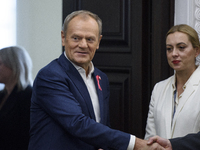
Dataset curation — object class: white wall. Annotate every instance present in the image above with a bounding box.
[175,0,200,65]
[174,0,195,26]
[16,0,62,79]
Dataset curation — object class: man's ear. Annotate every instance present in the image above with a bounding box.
[61,31,65,46]
[96,35,103,49]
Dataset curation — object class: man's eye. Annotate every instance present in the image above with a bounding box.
[87,38,94,42]
[73,37,78,40]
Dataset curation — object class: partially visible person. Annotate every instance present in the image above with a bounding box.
[147,132,200,150]
[0,46,33,150]
[145,24,200,139]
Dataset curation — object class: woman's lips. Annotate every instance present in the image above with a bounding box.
[172,60,180,64]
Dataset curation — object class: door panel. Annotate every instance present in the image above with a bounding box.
[63,0,174,137]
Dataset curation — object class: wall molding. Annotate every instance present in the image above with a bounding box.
[175,0,200,65]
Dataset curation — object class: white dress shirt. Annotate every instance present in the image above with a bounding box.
[64,52,100,122]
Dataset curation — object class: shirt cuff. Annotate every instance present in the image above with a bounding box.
[127,135,135,150]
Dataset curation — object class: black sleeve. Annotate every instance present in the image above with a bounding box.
[169,132,200,150]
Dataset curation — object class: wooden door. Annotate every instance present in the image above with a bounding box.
[63,0,174,138]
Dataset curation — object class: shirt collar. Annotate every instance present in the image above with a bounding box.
[171,67,198,91]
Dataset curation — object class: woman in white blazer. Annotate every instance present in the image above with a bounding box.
[145,24,200,140]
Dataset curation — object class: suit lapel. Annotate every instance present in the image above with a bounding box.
[171,83,195,137]
[162,77,174,138]
[58,54,96,120]
[93,71,104,123]
[171,66,200,136]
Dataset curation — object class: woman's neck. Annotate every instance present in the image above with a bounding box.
[176,65,197,85]
[175,66,197,96]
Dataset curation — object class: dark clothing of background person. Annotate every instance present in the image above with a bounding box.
[170,131,200,150]
[0,85,32,150]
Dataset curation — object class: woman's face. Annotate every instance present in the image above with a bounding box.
[0,57,13,84]
[166,32,200,72]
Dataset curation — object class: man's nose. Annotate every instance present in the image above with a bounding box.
[79,39,88,48]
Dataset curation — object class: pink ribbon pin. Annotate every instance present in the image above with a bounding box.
[96,75,102,91]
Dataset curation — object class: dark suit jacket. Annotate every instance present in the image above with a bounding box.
[28,53,130,150]
[170,131,200,150]
[0,85,32,150]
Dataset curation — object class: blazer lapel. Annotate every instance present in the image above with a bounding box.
[93,71,104,123]
[162,77,174,138]
[58,54,96,120]
[171,83,195,137]
[171,66,200,136]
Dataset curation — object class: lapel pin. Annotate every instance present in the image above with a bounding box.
[96,75,102,91]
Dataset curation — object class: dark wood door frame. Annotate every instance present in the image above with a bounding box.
[62,0,174,138]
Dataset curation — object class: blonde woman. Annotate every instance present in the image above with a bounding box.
[145,24,200,139]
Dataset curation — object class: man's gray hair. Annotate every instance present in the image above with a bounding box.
[62,10,102,38]
[0,46,33,91]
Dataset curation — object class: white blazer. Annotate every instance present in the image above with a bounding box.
[145,66,200,139]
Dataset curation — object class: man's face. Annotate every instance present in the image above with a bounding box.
[61,15,102,71]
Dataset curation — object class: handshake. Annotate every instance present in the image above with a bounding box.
[134,136,172,150]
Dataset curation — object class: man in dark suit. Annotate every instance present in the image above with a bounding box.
[28,10,164,150]
[147,132,200,150]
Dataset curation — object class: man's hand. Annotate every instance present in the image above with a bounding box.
[147,136,172,150]
[133,137,165,150]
